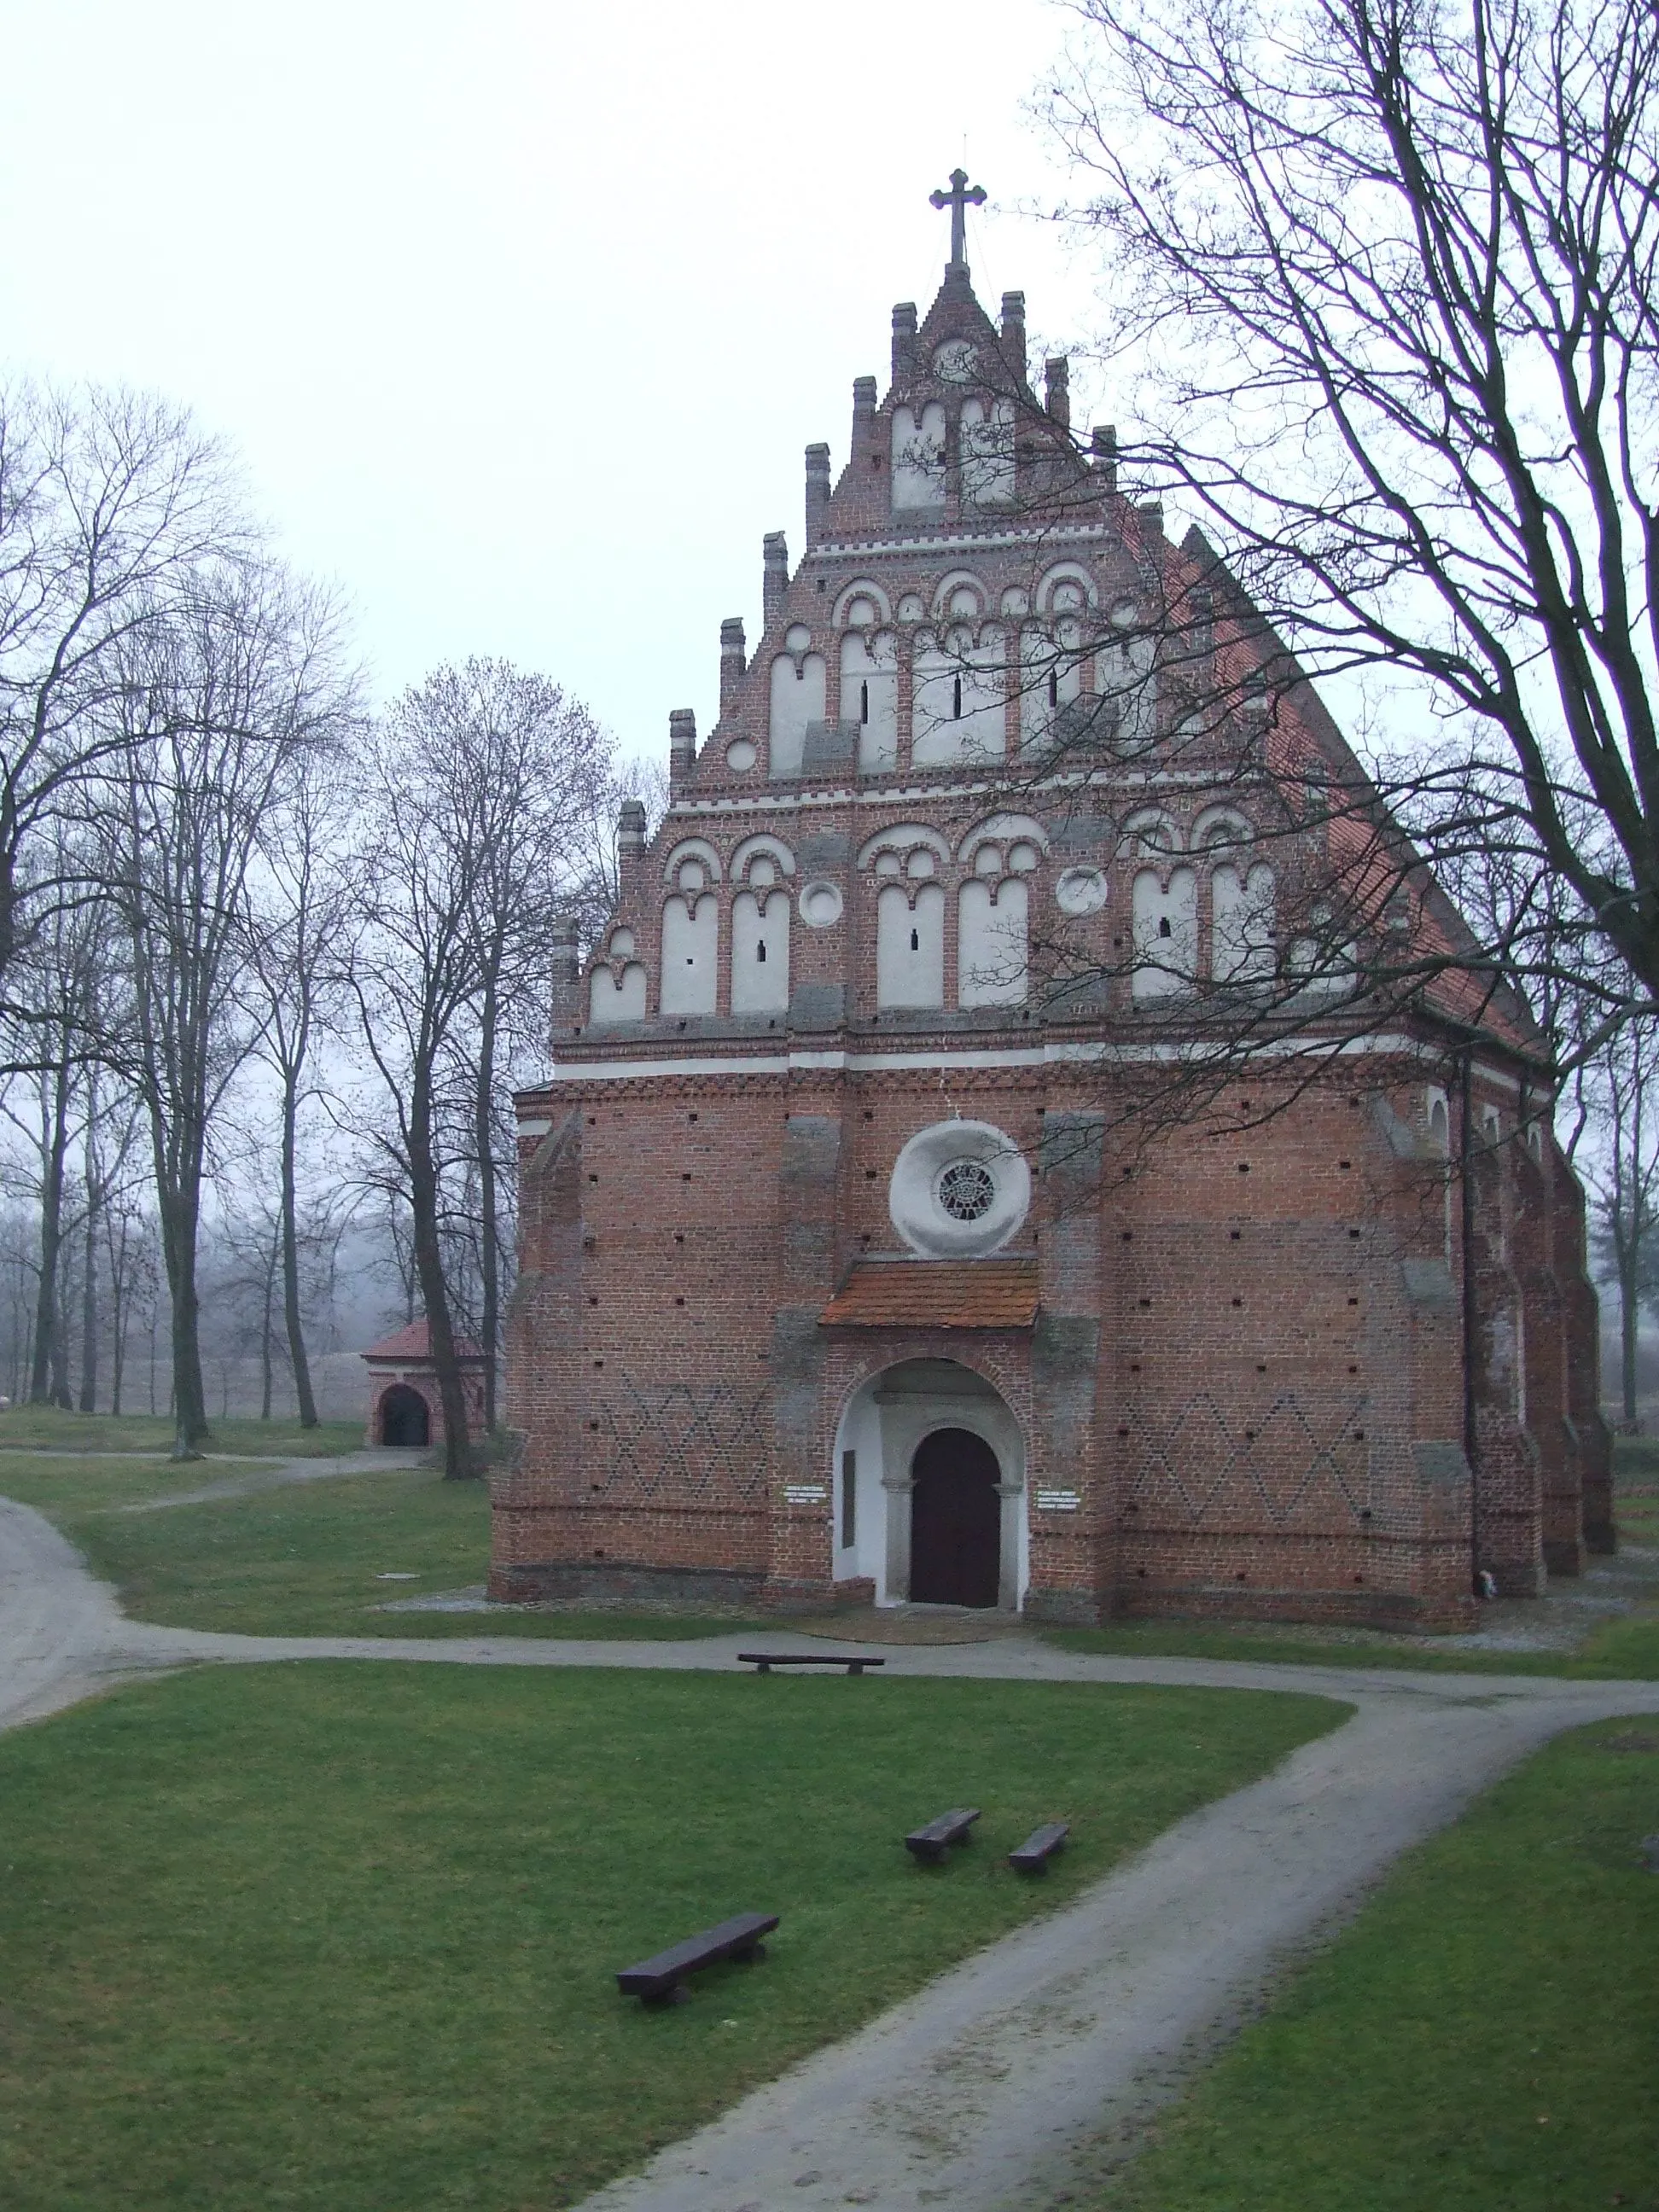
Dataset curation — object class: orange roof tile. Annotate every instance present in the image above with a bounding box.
[361,1319,487,1363]
[819,1259,1039,1330]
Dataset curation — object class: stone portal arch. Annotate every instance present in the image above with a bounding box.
[379,1383,430,1447]
[830,1358,1027,1611]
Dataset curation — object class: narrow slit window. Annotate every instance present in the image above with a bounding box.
[841,1450,856,1548]
[911,927,920,952]
[756,939,766,962]
[1158,916,1172,938]
[952,675,963,719]
[860,681,870,724]
[1047,667,1058,707]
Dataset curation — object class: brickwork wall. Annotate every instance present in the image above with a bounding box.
[496,262,1604,1631]
[492,1054,1611,1630]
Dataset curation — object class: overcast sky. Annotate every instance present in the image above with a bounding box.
[1,0,1115,761]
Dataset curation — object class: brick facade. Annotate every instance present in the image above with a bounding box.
[495,242,1610,1630]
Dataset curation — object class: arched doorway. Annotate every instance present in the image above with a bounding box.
[380,1384,430,1447]
[910,1427,1002,1607]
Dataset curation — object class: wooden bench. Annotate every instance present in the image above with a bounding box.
[904,1807,981,1863]
[736,1652,886,1676]
[1009,1820,1070,1875]
[615,1911,779,2005]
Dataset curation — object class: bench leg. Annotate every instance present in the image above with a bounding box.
[639,1984,690,2008]
[729,1941,767,1965]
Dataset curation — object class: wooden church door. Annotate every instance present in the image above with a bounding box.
[909,1428,1002,1608]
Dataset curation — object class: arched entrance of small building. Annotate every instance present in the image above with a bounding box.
[829,1357,1027,1612]
[380,1384,430,1447]
[910,1427,1002,1607]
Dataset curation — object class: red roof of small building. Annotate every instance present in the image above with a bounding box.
[361,1319,487,1364]
[819,1259,1039,1330]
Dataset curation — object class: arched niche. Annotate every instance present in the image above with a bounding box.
[857,823,951,871]
[929,569,990,620]
[731,888,789,1013]
[830,1358,1027,1610]
[841,629,899,772]
[1132,866,1198,1000]
[892,403,946,511]
[1035,562,1100,615]
[769,651,826,777]
[832,578,893,628]
[1212,863,1276,981]
[1019,625,1083,749]
[588,962,648,1024]
[958,876,1028,1005]
[661,836,723,885]
[660,894,718,1014]
[961,398,1015,507]
[731,833,796,883]
[958,812,1050,864]
[876,880,945,1008]
[1121,807,1183,857]
[913,630,1007,766]
[1192,805,1254,852]
[1098,630,1157,748]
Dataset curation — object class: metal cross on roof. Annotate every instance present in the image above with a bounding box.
[929,168,987,267]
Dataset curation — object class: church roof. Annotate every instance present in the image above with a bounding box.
[361,1319,487,1365]
[820,1258,1039,1331]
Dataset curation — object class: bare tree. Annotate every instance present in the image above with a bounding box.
[0,874,105,1404]
[1045,0,1659,1045]
[0,382,242,1022]
[107,560,352,1457]
[1568,1009,1659,1425]
[246,744,358,1427]
[346,660,613,1473]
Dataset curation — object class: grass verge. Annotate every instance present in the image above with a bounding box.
[1090,1715,1659,2212]
[1040,1610,1659,1679]
[0,1663,1342,2211]
[0,1455,755,1639]
[0,1404,364,1456]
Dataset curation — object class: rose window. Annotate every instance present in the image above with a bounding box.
[936,1160,997,1222]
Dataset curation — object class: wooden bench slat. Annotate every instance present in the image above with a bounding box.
[616,1911,779,2001]
[737,1652,886,1675]
[904,1807,981,1861]
[1009,1820,1070,1873]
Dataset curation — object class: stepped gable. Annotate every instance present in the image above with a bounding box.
[566,234,1534,1066]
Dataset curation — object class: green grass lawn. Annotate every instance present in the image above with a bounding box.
[0,1663,1342,2212]
[3,1430,1655,1661]
[0,1403,364,1456]
[1040,1610,1659,1679]
[0,1454,755,1639]
[1090,1715,1659,2212]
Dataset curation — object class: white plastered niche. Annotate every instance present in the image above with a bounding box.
[830,1359,1028,1610]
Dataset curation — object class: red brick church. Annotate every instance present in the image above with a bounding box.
[494,181,1611,1629]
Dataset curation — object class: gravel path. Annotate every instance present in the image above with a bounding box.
[3,1488,1656,2211]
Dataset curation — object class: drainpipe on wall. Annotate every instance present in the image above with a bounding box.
[1460,1047,1480,1591]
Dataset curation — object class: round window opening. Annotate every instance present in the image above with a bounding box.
[936,1160,996,1222]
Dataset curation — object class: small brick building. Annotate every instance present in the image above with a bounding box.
[495,205,1612,1629]
[363,1321,487,1449]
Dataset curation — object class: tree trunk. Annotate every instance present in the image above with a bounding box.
[260,1225,276,1421]
[475,976,499,1433]
[28,1057,72,1406]
[406,1081,475,1480]
[279,1078,318,1427]
[79,1199,98,1414]
[154,1176,209,1458]
[1621,1235,1640,1429]
[110,1266,126,1417]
